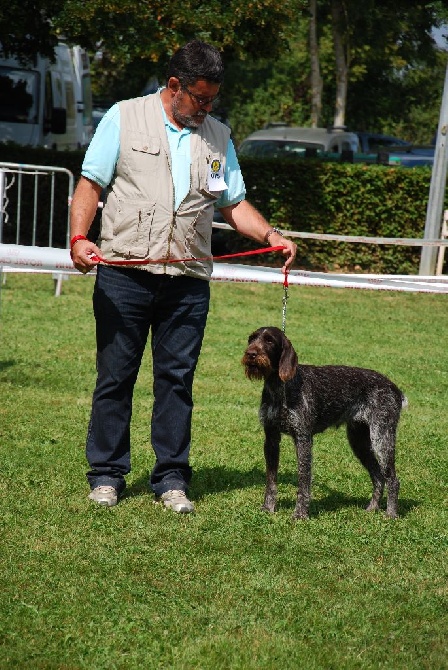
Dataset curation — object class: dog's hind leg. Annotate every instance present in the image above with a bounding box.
[385,466,399,519]
[262,427,281,513]
[370,423,400,519]
[346,421,385,513]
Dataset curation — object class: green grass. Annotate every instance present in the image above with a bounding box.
[1,273,447,670]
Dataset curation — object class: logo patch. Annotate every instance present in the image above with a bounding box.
[207,157,227,191]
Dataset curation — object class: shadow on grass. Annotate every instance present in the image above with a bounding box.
[307,487,419,518]
[124,467,419,518]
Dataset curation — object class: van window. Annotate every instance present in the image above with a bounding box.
[81,74,93,125]
[0,66,40,123]
[65,80,76,121]
[51,71,63,107]
[44,71,53,130]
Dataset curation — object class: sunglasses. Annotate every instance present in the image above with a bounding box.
[182,86,220,108]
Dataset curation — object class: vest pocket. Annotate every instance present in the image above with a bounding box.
[112,200,155,257]
[198,187,220,200]
[127,137,160,172]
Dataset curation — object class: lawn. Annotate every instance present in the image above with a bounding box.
[0,272,447,670]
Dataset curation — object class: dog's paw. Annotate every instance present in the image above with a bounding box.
[261,504,276,514]
[292,508,309,520]
[365,501,380,513]
[385,509,399,519]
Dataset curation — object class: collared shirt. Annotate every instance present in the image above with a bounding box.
[82,96,246,211]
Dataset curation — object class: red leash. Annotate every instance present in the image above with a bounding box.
[89,244,291,333]
[89,244,287,266]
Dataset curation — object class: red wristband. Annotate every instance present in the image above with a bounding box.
[70,235,88,260]
[70,235,88,249]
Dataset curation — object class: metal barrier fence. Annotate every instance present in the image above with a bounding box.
[0,161,74,295]
[0,161,74,248]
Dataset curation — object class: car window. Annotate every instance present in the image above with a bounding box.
[367,137,409,152]
[238,139,325,157]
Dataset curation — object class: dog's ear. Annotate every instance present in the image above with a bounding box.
[278,333,298,382]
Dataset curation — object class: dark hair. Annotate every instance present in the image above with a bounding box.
[166,40,224,86]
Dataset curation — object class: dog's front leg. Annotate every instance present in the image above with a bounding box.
[293,437,312,520]
[262,427,281,513]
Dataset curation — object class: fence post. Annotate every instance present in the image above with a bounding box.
[419,61,448,275]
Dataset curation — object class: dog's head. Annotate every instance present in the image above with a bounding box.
[242,326,298,382]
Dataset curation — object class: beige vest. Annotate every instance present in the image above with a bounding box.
[99,91,231,279]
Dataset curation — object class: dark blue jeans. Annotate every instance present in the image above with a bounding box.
[86,265,210,497]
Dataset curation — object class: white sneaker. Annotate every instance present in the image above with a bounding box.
[88,486,118,507]
[159,490,194,513]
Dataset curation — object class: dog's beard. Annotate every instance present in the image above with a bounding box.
[242,353,272,380]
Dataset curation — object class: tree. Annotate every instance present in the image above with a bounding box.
[321,0,448,129]
[53,0,302,63]
[51,0,306,103]
[223,1,448,143]
[2,0,446,145]
[330,0,347,127]
[0,1,64,63]
[309,0,323,126]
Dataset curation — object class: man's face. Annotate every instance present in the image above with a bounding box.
[169,78,220,129]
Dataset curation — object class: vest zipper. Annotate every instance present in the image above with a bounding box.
[165,151,193,271]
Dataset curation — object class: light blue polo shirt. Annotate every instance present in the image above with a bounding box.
[82,96,246,211]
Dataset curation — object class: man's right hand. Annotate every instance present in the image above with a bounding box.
[71,238,102,274]
[69,176,104,273]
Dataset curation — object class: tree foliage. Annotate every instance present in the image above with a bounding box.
[225,1,448,142]
[54,0,302,62]
[1,0,447,144]
[53,0,307,103]
[0,1,63,63]
[320,0,448,128]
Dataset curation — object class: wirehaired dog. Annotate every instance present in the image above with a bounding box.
[242,326,407,520]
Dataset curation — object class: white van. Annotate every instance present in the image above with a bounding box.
[238,125,360,158]
[0,43,92,150]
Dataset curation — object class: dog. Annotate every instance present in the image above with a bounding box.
[242,326,407,519]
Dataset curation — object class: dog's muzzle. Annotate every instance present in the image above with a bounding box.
[242,350,272,380]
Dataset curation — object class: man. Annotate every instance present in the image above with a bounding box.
[70,40,296,513]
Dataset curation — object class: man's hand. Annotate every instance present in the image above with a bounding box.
[219,200,297,273]
[71,238,102,274]
[275,236,296,273]
[69,176,103,273]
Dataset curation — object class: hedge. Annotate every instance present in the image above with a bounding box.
[0,144,441,274]
[237,157,435,274]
